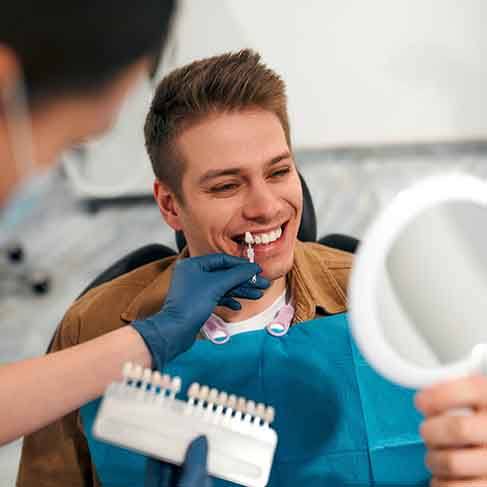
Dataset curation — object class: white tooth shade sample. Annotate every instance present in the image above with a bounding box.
[245,231,254,244]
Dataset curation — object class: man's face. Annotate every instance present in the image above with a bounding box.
[158,108,303,281]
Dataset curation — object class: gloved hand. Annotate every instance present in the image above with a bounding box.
[145,435,212,487]
[132,253,269,370]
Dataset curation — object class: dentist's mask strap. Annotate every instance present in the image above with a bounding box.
[0,72,52,236]
[1,69,34,180]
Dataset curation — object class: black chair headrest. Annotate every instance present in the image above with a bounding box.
[78,244,176,299]
[176,171,317,251]
[319,234,360,254]
[297,172,317,243]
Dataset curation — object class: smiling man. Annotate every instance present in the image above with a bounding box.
[18,49,353,486]
[152,106,303,328]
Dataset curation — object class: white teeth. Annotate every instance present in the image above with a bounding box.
[246,226,283,246]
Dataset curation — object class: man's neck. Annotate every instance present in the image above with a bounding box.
[215,275,287,323]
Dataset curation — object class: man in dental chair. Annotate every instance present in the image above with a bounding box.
[18,50,431,487]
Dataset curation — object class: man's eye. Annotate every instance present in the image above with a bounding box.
[211,183,239,193]
[270,167,291,178]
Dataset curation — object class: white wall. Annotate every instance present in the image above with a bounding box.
[67,1,487,197]
[172,0,487,148]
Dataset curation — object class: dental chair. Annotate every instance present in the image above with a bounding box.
[319,233,359,254]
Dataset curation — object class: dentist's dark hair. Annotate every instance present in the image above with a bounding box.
[1,0,177,106]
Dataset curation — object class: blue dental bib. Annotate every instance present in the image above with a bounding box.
[81,314,430,486]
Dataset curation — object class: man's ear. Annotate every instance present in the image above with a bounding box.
[153,179,184,231]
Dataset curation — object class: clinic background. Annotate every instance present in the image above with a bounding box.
[3,1,487,484]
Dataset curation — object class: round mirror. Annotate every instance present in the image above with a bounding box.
[349,173,487,389]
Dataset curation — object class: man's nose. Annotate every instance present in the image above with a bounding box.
[242,182,281,222]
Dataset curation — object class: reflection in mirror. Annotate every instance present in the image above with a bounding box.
[379,201,487,368]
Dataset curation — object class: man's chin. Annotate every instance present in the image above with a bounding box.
[258,260,293,283]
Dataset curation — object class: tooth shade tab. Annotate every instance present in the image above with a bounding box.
[188,383,199,398]
[245,231,254,244]
[132,364,143,381]
[217,391,228,405]
[227,394,237,409]
[199,385,210,401]
[171,377,182,394]
[208,388,218,403]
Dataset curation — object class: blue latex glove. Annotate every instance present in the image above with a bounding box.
[145,435,212,487]
[132,253,269,370]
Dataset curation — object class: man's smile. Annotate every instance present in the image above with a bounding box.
[228,221,291,259]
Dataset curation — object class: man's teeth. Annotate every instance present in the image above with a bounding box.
[246,227,283,245]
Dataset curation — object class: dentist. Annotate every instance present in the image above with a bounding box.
[0,6,268,487]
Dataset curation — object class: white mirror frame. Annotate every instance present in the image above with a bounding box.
[349,172,487,389]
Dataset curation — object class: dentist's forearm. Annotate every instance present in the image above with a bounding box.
[0,326,151,446]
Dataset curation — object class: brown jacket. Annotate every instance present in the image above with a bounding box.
[17,241,352,487]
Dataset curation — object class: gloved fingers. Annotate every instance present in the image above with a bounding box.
[145,457,176,487]
[191,253,251,272]
[213,263,267,295]
[233,275,270,290]
[179,436,211,487]
[227,287,263,300]
[218,296,242,311]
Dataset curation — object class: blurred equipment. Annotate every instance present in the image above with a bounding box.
[349,173,487,389]
[0,240,50,295]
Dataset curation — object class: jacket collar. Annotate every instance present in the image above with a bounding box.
[120,248,188,323]
[121,242,347,324]
[290,241,347,322]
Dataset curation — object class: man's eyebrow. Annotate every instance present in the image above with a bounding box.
[198,151,292,185]
[267,151,292,167]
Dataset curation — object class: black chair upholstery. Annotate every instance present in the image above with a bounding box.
[297,172,317,243]
[77,243,176,299]
[175,171,317,251]
[319,233,360,254]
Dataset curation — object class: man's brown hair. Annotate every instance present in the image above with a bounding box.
[144,49,291,201]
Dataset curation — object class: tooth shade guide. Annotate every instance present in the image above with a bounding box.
[96,368,279,487]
